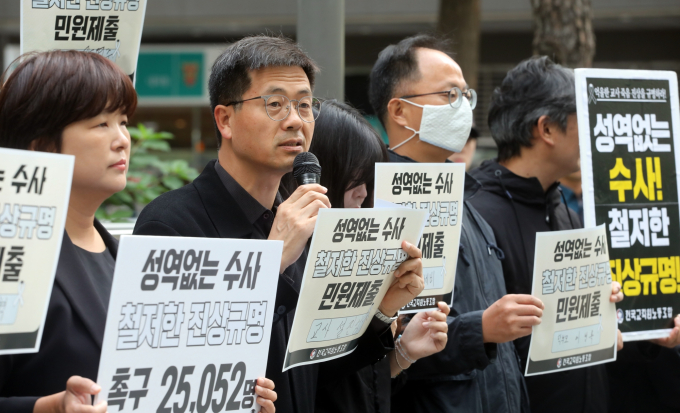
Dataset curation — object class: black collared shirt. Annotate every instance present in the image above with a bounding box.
[214,161,282,240]
[214,161,300,289]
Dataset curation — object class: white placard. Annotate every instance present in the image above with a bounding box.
[96,235,282,413]
[21,0,147,79]
[525,225,617,376]
[283,207,427,371]
[0,148,73,355]
[375,162,465,313]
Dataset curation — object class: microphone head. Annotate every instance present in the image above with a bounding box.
[293,152,322,179]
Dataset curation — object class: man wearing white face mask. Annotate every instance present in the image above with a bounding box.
[389,86,474,154]
[370,35,541,413]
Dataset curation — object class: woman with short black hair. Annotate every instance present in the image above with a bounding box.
[0,50,136,413]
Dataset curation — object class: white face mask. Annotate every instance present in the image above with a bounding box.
[392,97,473,153]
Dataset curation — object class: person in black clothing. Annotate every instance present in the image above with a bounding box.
[368,34,546,413]
[133,35,426,413]
[468,56,627,413]
[302,100,450,413]
[606,337,680,413]
[0,51,136,413]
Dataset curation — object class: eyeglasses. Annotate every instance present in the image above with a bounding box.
[225,94,323,123]
[400,86,477,110]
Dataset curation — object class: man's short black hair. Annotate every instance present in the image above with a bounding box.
[488,56,576,162]
[208,35,319,148]
[369,34,454,129]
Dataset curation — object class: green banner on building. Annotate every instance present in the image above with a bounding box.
[136,51,204,98]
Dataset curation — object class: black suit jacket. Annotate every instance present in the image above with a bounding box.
[0,220,117,413]
[133,159,393,413]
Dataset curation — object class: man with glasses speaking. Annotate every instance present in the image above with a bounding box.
[370,35,542,413]
[134,35,424,413]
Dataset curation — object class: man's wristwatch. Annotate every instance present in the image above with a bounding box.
[375,308,398,325]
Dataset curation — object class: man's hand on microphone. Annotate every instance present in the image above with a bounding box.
[378,241,424,316]
[270,184,331,274]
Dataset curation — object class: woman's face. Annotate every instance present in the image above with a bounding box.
[343,183,367,208]
[60,109,130,196]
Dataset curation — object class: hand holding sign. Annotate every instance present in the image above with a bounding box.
[482,295,545,344]
[254,377,277,413]
[610,281,625,351]
[650,315,680,348]
[283,207,427,370]
[378,241,424,317]
[33,376,107,413]
[610,281,623,304]
[525,225,618,376]
[482,256,624,350]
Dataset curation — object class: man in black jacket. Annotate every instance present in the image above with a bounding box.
[133,35,425,413]
[468,56,628,413]
[369,34,546,413]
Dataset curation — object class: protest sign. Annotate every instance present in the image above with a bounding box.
[576,68,680,341]
[283,207,427,371]
[96,235,282,413]
[21,0,147,79]
[374,163,465,313]
[525,225,617,376]
[0,148,73,355]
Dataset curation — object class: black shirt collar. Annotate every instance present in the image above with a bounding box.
[214,160,282,236]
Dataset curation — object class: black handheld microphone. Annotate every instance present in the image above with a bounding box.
[293,152,322,185]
